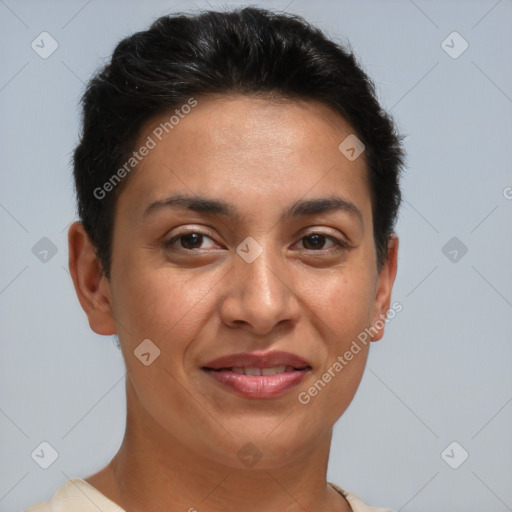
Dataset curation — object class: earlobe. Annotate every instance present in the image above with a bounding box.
[370,234,399,342]
[68,221,117,335]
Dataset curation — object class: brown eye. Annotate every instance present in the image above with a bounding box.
[302,234,327,250]
[299,233,347,251]
[164,232,218,251]
[179,233,203,249]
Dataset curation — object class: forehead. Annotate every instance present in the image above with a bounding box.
[118,94,371,220]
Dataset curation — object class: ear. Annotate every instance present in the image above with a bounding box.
[68,221,117,335]
[370,234,399,342]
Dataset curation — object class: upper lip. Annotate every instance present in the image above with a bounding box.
[202,350,311,370]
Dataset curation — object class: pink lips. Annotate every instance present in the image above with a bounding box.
[202,351,311,399]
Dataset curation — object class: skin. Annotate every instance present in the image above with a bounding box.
[68,94,398,512]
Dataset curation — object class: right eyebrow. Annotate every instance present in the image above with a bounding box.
[143,194,235,218]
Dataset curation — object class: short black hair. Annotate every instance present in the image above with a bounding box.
[73,6,405,278]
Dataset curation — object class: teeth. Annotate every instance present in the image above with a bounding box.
[244,367,262,376]
[229,366,289,376]
[261,366,286,376]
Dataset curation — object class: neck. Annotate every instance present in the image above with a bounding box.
[86,379,351,512]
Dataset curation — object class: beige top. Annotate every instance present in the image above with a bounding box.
[25,479,393,512]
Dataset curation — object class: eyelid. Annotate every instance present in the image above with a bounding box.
[292,233,350,252]
[299,226,351,245]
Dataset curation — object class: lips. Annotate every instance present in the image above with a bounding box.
[202,351,311,399]
[203,351,311,370]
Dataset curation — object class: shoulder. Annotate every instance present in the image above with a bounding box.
[25,502,51,512]
[329,482,395,512]
[24,478,125,512]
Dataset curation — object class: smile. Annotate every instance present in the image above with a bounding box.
[202,351,312,399]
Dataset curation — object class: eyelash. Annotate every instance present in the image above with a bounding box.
[163,230,350,254]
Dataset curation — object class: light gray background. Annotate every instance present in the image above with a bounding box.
[1,0,511,511]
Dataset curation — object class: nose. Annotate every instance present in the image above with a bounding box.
[218,241,301,336]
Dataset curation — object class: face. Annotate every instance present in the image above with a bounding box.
[73,94,398,469]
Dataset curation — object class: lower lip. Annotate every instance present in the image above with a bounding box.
[203,368,309,399]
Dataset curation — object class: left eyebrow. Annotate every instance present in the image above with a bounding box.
[142,193,363,227]
[281,196,363,228]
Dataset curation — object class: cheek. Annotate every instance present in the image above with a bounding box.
[296,273,373,429]
[110,262,224,358]
[304,349,369,434]
[295,261,375,415]
[111,267,216,422]
[301,263,377,343]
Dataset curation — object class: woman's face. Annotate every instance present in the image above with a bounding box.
[99,94,397,468]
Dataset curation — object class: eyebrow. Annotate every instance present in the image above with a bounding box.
[143,193,363,226]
